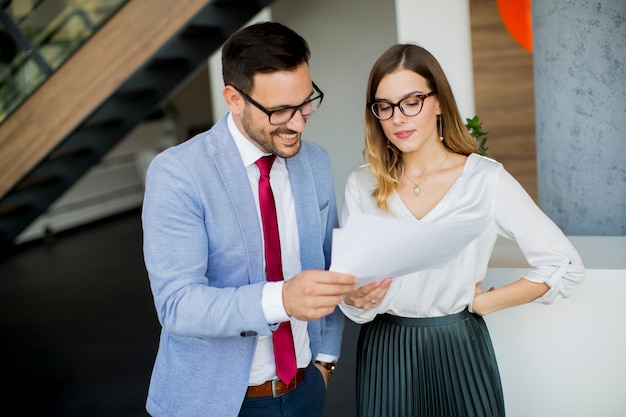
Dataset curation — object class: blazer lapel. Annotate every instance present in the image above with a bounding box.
[209,119,264,284]
[286,152,324,271]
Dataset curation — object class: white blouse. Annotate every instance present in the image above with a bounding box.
[339,153,585,324]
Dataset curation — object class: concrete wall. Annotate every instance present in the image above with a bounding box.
[533,0,626,235]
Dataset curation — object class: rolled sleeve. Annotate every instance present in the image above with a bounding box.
[494,168,585,304]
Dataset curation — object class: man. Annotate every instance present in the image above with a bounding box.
[142,22,357,417]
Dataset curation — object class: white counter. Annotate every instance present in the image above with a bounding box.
[484,236,626,417]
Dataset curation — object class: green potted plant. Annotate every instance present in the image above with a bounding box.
[465,115,489,156]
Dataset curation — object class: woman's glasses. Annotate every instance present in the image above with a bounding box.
[368,91,436,120]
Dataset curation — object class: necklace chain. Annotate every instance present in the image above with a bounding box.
[403,152,449,197]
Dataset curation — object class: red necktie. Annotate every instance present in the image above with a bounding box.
[256,155,297,384]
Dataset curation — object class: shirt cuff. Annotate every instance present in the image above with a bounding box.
[315,353,338,363]
[262,281,290,324]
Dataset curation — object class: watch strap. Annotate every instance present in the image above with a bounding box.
[314,360,336,377]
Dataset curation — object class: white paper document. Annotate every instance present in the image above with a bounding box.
[330,212,487,285]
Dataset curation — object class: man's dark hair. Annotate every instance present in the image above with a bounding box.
[222,21,310,93]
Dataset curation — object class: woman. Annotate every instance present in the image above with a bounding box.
[340,44,585,417]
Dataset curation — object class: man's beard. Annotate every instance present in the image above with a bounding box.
[241,108,302,158]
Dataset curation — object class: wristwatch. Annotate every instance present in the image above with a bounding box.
[315,360,336,377]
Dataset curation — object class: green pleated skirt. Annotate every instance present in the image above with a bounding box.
[356,309,505,417]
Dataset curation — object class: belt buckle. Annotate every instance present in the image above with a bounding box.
[271,377,297,398]
[271,379,284,398]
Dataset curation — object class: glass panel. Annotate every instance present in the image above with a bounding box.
[0,0,128,124]
[0,51,47,119]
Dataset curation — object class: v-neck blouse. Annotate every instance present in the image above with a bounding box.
[339,153,585,322]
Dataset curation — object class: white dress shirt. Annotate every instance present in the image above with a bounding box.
[339,153,585,323]
[227,114,312,385]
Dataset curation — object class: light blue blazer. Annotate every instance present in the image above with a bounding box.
[142,115,343,417]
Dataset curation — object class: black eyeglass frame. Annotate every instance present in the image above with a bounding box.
[368,91,437,121]
[231,82,324,125]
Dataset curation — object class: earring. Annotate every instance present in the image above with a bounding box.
[437,114,444,141]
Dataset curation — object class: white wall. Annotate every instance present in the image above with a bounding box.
[272,0,397,210]
[395,0,475,118]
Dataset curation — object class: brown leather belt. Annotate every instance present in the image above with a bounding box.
[246,368,306,398]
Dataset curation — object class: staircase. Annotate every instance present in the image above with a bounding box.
[0,0,272,250]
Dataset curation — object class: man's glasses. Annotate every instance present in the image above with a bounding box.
[368,91,436,121]
[232,82,324,125]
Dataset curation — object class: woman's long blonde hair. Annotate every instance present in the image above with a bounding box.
[364,44,478,212]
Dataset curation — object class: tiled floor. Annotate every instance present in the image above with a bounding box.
[0,210,360,416]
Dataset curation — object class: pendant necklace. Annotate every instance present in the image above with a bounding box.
[403,152,449,197]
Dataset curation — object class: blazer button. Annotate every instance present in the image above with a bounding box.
[240,330,257,337]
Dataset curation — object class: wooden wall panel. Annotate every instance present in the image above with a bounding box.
[470,0,537,201]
